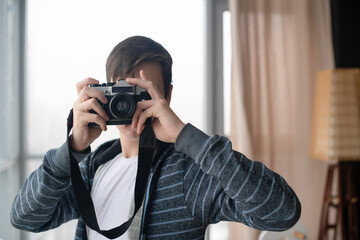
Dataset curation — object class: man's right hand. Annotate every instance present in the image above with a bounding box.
[70,78,110,152]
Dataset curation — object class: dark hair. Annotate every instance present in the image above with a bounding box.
[106,36,173,97]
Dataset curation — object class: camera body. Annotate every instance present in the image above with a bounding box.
[89,80,150,125]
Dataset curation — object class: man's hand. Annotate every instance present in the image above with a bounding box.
[70,78,110,152]
[126,70,185,143]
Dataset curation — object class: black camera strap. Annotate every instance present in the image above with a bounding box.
[66,109,155,239]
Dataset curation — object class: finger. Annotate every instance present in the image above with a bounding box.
[75,112,107,131]
[126,74,162,100]
[139,70,163,98]
[136,107,155,134]
[131,100,155,130]
[75,98,110,122]
[77,86,108,104]
[76,78,99,95]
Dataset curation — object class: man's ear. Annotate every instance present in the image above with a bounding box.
[166,84,173,103]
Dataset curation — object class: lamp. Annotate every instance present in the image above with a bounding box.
[310,68,360,240]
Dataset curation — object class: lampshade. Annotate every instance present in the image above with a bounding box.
[310,68,360,161]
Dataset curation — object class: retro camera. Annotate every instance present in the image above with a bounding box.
[89,80,150,125]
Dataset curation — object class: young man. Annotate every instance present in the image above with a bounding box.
[11,36,301,240]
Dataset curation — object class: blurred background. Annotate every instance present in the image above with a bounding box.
[1,0,359,239]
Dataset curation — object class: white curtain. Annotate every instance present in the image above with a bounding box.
[228,0,334,239]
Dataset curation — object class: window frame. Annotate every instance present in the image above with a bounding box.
[0,0,26,239]
[205,0,229,136]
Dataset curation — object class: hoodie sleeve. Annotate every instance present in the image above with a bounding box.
[10,142,90,232]
[175,123,301,231]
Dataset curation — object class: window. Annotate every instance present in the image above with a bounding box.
[26,0,206,156]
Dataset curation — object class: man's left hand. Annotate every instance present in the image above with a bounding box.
[126,70,185,143]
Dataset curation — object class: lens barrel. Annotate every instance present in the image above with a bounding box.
[109,93,136,119]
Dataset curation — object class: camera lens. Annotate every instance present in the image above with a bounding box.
[109,93,136,119]
[115,101,130,114]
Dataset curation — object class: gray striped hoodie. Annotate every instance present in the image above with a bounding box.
[11,123,301,239]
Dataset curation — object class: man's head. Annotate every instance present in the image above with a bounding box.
[106,36,173,98]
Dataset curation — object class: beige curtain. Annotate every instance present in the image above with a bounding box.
[228,0,334,239]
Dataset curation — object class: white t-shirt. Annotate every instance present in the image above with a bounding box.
[86,153,142,240]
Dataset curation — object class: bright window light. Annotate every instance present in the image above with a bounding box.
[26,0,205,155]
